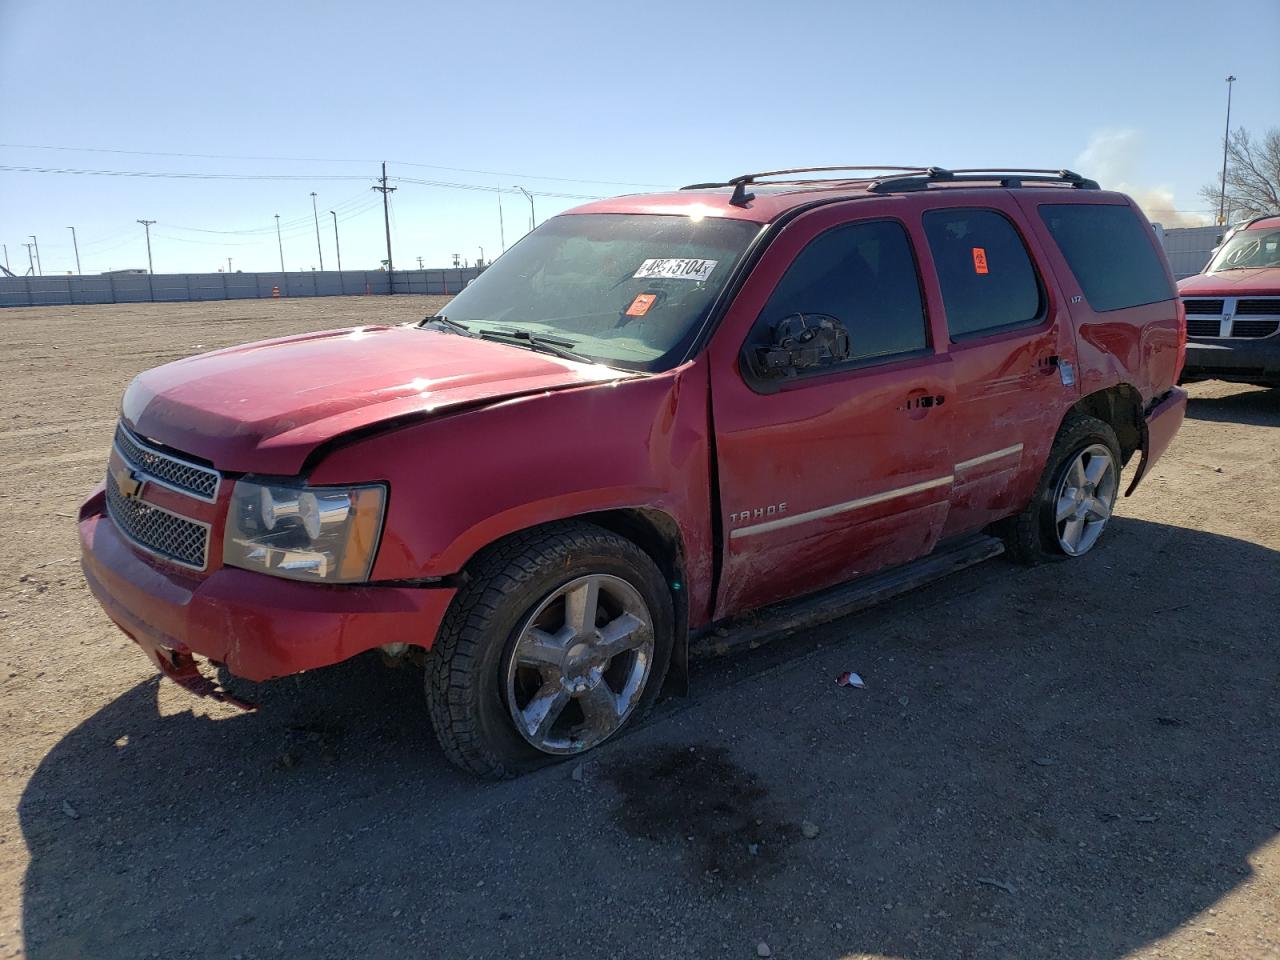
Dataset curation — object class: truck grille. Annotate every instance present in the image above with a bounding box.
[114,424,219,501]
[1183,299,1224,315]
[1181,297,1280,339]
[1231,320,1280,338]
[1235,298,1280,317]
[1186,318,1220,337]
[106,471,210,569]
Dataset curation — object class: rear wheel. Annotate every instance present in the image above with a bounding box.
[425,522,673,779]
[1004,413,1122,564]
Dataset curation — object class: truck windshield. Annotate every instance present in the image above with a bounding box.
[422,213,761,372]
[1207,227,1280,272]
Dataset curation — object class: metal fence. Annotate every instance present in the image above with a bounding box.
[0,268,484,308]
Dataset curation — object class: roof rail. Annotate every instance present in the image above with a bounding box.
[868,167,1099,193]
[681,166,932,207]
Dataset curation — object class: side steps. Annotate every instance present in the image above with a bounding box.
[690,533,1004,659]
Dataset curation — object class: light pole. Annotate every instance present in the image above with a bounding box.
[274,214,285,272]
[310,192,324,270]
[329,210,342,272]
[497,191,506,252]
[28,235,42,275]
[24,243,35,276]
[514,185,535,232]
[478,246,485,267]
[66,226,81,274]
[227,257,233,273]
[1217,75,1237,226]
[136,220,155,273]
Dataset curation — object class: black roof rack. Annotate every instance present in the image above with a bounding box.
[681,166,931,207]
[867,167,1099,193]
[680,165,1099,206]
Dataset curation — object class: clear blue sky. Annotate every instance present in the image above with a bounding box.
[1,0,1276,275]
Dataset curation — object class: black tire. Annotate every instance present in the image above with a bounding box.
[1002,412,1122,565]
[425,521,674,779]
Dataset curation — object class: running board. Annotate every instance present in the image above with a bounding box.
[690,533,1005,659]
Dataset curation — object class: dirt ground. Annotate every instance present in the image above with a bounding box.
[1,296,1277,960]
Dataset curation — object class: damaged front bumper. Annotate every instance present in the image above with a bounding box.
[78,487,457,706]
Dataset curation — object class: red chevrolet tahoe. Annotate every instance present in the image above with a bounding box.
[79,166,1187,778]
[1178,213,1280,387]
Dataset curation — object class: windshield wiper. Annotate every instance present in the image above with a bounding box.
[420,315,475,336]
[476,326,596,365]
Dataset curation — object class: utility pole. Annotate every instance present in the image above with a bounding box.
[498,191,506,252]
[66,226,81,274]
[28,235,42,275]
[371,161,396,294]
[24,243,35,276]
[416,256,424,269]
[1218,75,1237,226]
[329,210,342,271]
[227,257,233,273]
[274,214,285,272]
[452,253,460,268]
[514,185,535,232]
[136,220,156,273]
[309,192,325,270]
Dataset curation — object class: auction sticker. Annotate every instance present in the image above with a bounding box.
[625,293,658,317]
[633,258,718,281]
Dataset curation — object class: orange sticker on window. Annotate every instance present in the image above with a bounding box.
[626,293,657,317]
[972,247,989,274]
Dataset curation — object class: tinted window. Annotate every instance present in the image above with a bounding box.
[754,219,928,366]
[923,208,1043,338]
[1039,203,1174,311]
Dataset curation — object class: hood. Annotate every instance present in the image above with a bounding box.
[121,324,632,475]
[1178,267,1280,298]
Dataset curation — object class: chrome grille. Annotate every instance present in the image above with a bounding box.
[114,424,219,501]
[1235,298,1280,317]
[106,471,210,569]
[1183,299,1224,315]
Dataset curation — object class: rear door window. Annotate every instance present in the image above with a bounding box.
[752,219,929,369]
[922,208,1044,339]
[1038,203,1174,311]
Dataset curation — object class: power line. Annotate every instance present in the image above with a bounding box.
[0,142,675,188]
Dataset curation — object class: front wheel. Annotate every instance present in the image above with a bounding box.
[425,522,673,779]
[1003,412,1122,564]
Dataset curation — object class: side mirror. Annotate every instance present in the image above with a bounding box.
[750,313,851,377]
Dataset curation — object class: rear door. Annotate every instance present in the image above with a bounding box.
[707,202,955,617]
[914,196,1081,538]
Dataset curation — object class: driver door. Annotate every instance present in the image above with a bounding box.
[707,205,955,617]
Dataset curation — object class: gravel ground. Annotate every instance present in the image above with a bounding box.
[1,296,1277,960]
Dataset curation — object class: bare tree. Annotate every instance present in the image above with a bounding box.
[1200,127,1280,222]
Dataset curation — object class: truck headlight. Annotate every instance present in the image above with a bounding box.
[224,479,387,583]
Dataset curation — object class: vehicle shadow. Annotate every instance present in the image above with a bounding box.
[1184,382,1279,426]
[18,517,1280,959]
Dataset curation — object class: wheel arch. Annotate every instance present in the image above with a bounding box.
[1070,383,1143,466]
[456,508,691,696]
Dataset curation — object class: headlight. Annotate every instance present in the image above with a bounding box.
[223,479,387,583]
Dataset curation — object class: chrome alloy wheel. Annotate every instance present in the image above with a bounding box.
[504,574,655,755]
[1054,443,1118,557]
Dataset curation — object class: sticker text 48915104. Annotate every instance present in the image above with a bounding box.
[632,258,718,282]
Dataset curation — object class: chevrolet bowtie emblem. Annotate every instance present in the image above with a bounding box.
[112,462,145,499]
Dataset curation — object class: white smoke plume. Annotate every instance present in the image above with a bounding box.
[1075,130,1207,227]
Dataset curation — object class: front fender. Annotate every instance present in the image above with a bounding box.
[307,362,716,624]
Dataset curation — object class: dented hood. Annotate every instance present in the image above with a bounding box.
[121,324,630,475]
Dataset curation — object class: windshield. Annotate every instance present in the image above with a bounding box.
[1207,227,1280,272]
[423,213,761,372]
